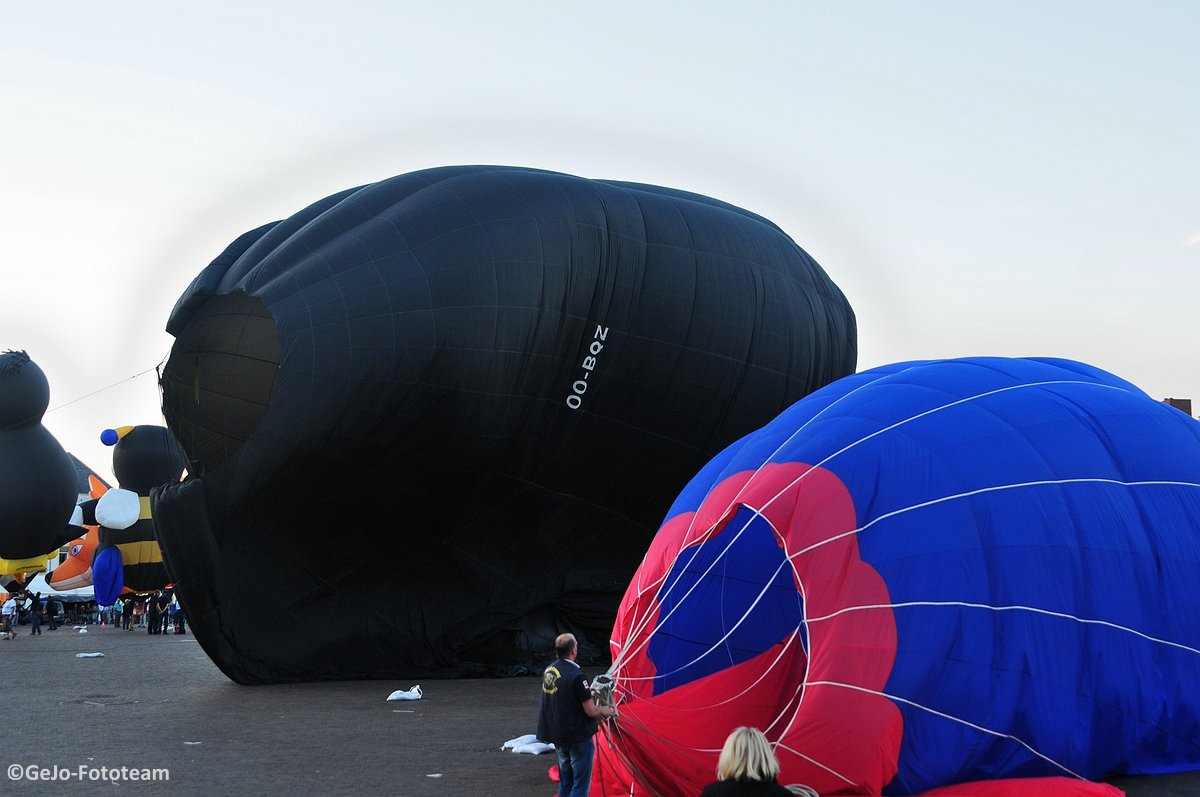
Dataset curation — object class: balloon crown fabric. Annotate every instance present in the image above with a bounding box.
[0,350,49,429]
[0,350,80,563]
[151,164,858,683]
[598,356,1200,796]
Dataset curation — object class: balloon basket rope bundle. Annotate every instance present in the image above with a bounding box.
[590,672,615,708]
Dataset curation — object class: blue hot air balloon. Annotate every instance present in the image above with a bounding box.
[598,357,1200,797]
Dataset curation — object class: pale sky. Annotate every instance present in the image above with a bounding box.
[2,1,1197,483]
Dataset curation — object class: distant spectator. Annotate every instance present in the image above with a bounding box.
[47,596,62,631]
[147,591,161,634]
[1,594,15,640]
[169,593,186,635]
[28,592,42,635]
[156,590,171,635]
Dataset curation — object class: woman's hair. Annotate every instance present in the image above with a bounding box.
[716,726,781,782]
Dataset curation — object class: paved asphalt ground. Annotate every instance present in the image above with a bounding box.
[0,625,1195,796]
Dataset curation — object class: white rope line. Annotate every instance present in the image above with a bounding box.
[610,374,894,655]
[598,711,704,795]
[789,477,1200,561]
[762,678,811,739]
[666,371,885,539]
[807,600,1200,656]
[609,507,768,672]
[611,504,809,681]
[741,380,1134,525]
[729,380,1130,530]
[616,630,808,714]
[773,741,857,786]
[610,601,818,759]
[619,510,734,654]
[616,557,800,685]
[804,680,1086,780]
[760,642,828,745]
[1,364,161,433]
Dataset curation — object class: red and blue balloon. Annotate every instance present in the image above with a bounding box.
[597,357,1200,796]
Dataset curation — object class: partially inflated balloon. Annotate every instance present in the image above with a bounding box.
[597,357,1200,796]
[0,350,79,567]
[77,425,186,604]
[48,475,107,591]
[152,165,857,683]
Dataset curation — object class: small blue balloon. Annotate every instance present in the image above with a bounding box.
[93,546,124,606]
[100,428,119,446]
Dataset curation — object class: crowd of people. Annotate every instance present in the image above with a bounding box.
[0,588,186,638]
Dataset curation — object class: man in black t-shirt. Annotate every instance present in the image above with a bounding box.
[47,597,62,631]
[536,633,616,797]
[155,591,171,634]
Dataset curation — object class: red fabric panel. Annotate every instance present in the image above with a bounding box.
[915,776,1125,797]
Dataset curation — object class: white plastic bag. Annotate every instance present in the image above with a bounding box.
[501,733,538,750]
[502,733,554,754]
[386,685,423,701]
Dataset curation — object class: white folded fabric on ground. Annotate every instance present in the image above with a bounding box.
[512,741,554,754]
[386,685,423,701]
[501,733,554,754]
[75,652,104,658]
[502,734,537,749]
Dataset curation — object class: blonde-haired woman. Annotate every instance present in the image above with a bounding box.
[700,726,793,796]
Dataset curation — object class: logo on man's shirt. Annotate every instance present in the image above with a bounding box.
[543,665,561,694]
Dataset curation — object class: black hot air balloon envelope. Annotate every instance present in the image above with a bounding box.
[153,165,857,683]
[0,350,79,571]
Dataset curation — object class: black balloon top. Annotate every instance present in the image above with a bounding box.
[0,351,80,559]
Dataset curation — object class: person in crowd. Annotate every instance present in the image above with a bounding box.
[28,592,41,635]
[147,590,161,634]
[1,594,16,640]
[169,592,186,635]
[121,597,132,629]
[14,593,27,630]
[536,633,616,797]
[46,595,61,631]
[156,590,171,634]
[700,727,793,796]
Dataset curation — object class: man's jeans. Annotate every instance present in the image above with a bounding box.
[555,737,594,797]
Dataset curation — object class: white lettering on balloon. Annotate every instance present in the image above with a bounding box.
[565,325,609,410]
